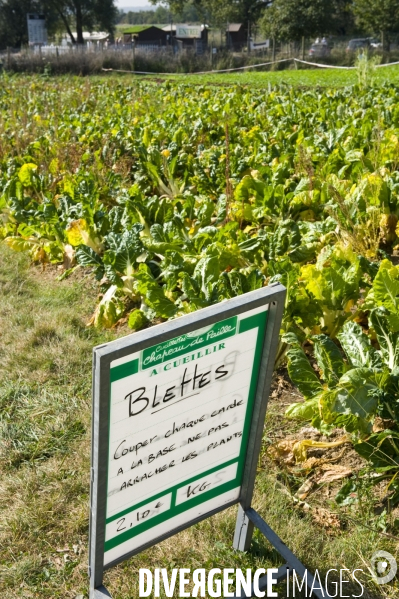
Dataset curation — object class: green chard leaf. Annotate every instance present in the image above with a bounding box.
[337,321,383,369]
[193,255,220,301]
[372,259,399,313]
[285,395,320,420]
[312,334,347,384]
[286,338,323,399]
[331,368,381,420]
[128,309,149,331]
[75,244,103,267]
[354,430,399,471]
[369,308,399,372]
[145,288,177,319]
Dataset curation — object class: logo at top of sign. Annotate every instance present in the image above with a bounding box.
[186,325,213,338]
[141,317,237,370]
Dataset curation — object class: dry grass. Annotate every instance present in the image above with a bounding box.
[4,49,268,76]
[0,245,397,598]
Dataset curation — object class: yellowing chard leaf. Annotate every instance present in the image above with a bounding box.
[66,219,88,246]
[18,163,37,187]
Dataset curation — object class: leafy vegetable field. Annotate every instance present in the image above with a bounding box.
[3,73,399,507]
[159,64,399,88]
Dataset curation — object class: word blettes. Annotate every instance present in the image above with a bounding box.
[125,357,236,418]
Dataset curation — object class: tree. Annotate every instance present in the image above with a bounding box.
[118,6,173,26]
[331,0,355,36]
[261,0,332,41]
[0,0,59,48]
[149,0,270,40]
[353,0,399,48]
[0,0,118,47]
[44,0,118,44]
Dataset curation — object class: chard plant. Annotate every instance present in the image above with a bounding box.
[285,259,399,500]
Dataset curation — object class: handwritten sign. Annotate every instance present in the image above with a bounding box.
[89,284,285,588]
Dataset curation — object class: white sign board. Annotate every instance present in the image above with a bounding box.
[176,25,202,39]
[105,309,262,565]
[27,13,47,45]
[250,40,270,50]
[89,284,285,595]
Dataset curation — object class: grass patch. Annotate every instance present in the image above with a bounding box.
[5,65,399,93]
[0,245,397,598]
[120,64,399,88]
[0,382,85,469]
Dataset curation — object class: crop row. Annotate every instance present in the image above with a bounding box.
[2,76,399,500]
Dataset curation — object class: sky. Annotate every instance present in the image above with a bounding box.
[116,0,153,9]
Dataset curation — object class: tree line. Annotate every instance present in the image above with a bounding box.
[1,0,399,49]
[118,5,201,26]
[0,0,117,48]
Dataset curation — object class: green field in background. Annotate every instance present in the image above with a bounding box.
[99,63,399,87]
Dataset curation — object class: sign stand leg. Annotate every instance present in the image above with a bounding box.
[90,584,112,598]
[232,506,326,599]
[233,504,254,552]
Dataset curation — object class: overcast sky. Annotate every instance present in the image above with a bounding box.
[115,0,152,9]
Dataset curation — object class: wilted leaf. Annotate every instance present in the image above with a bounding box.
[297,478,315,499]
[316,465,352,484]
[292,436,350,462]
[87,285,124,328]
[3,236,38,252]
[63,244,75,269]
[311,507,341,533]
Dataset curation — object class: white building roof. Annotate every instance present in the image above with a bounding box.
[62,31,109,42]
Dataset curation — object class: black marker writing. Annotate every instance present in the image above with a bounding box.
[125,361,232,418]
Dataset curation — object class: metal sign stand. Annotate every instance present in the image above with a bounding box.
[232,507,325,599]
[92,510,325,599]
[89,284,325,599]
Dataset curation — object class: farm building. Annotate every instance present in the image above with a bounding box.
[61,31,109,45]
[122,25,168,47]
[162,24,208,53]
[226,23,247,49]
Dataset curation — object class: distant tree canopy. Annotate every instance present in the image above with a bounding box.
[261,0,332,41]
[149,0,270,31]
[331,0,355,36]
[353,0,399,43]
[117,4,201,25]
[0,0,59,47]
[2,0,397,50]
[45,0,118,44]
[148,0,357,38]
[0,0,118,48]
